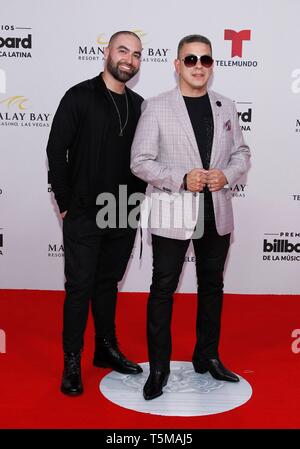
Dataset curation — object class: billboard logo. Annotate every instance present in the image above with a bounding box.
[263,239,300,253]
[263,231,300,262]
[236,101,252,131]
[0,25,32,58]
[0,34,31,49]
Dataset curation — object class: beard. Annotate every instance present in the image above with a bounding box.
[106,56,139,82]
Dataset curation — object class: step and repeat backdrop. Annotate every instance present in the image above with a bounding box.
[0,0,299,294]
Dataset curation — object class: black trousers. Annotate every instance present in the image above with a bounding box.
[147,220,230,370]
[62,211,136,352]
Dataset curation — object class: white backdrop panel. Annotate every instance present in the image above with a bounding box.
[0,0,299,294]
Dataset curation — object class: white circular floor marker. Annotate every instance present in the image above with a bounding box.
[100,361,252,416]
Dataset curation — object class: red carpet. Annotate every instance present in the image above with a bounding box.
[0,290,299,429]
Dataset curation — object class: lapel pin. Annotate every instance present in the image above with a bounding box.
[216,101,222,107]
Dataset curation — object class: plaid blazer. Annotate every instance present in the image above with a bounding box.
[131,87,250,239]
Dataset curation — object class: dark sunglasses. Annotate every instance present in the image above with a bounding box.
[181,54,214,68]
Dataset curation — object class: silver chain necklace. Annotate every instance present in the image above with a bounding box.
[106,88,129,137]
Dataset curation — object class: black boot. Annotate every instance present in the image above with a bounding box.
[143,369,170,400]
[61,352,83,396]
[193,357,240,382]
[93,337,142,374]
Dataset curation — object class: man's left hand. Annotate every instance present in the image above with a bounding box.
[207,169,228,192]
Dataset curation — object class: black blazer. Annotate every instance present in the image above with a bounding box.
[46,74,146,213]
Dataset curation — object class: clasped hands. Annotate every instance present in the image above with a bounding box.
[186,168,227,193]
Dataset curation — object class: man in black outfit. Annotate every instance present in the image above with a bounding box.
[47,31,146,396]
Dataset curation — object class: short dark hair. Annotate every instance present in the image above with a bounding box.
[177,34,212,58]
[109,31,142,46]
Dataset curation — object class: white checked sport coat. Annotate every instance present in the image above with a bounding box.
[131,87,250,239]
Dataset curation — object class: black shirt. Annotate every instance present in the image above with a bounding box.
[96,89,141,224]
[183,93,215,222]
[99,89,137,197]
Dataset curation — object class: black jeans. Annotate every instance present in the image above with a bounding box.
[62,211,136,352]
[147,220,230,370]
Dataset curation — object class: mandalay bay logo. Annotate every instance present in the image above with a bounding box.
[78,29,170,63]
[0,95,51,128]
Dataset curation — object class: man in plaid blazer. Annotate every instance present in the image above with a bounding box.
[131,34,250,400]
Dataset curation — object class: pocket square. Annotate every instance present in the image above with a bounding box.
[224,120,231,131]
